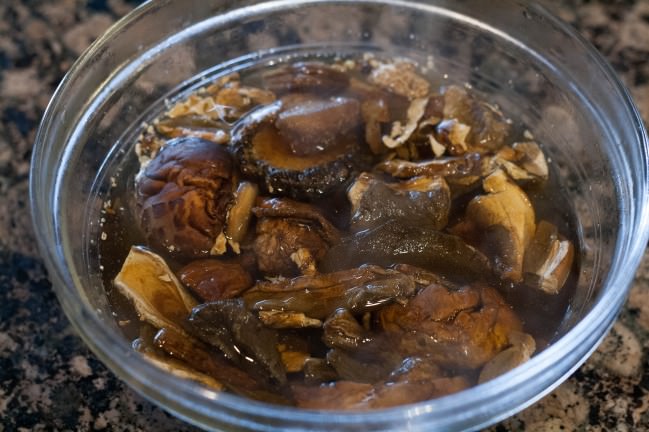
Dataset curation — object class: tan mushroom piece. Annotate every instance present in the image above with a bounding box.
[478,331,536,384]
[114,246,197,332]
[462,169,536,282]
[523,220,575,294]
[486,141,549,183]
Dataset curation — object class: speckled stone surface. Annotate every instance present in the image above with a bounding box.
[1,1,648,430]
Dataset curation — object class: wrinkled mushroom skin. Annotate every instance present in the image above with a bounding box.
[348,173,451,232]
[178,259,254,301]
[136,137,234,258]
[252,198,340,276]
[379,282,523,369]
[442,85,511,152]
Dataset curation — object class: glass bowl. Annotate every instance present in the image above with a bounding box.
[30,0,649,430]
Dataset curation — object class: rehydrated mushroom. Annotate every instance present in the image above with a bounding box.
[369,60,430,99]
[435,119,471,155]
[453,169,536,282]
[224,181,259,253]
[114,246,197,332]
[154,115,230,144]
[379,282,523,369]
[293,357,469,410]
[478,331,536,384]
[231,100,370,199]
[186,299,287,386]
[321,223,492,284]
[486,141,549,183]
[178,259,254,301]
[136,137,234,258]
[322,309,371,351]
[382,97,428,149]
[263,62,350,95]
[276,94,361,156]
[376,153,484,191]
[154,326,291,404]
[243,265,416,320]
[441,85,511,152]
[523,220,575,294]
[252,198,340,276]
[143,351,224,390]
[348,172,451,231]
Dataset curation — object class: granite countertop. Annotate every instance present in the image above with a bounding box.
[1,0,648,430]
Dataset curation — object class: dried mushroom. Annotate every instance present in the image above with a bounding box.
[379,282,524,369]
[478,331,536,384]
[114,246,197,332]
[243,265,416,320]
[321,223,492,284]
[154,326,291,404]
[252,198,340,276]
[523,220,575,294]
[453,169,536,282]
[442,85,511,152]
[136,137,234,258]
[106,55,579,409]
[178,259,253,301]
[348,172,451,231]
[186,299,287,386]
[231,101,369,199]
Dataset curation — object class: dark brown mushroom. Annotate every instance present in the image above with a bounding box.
[231,96,371,199]
[378,282,523,369]
[252,198,340,276]
[243,265,416,320]
[135,137,234,258]
[347,172,451,232]
[178,259,254,301]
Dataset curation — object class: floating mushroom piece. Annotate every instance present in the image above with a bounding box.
[142,351,224,391]
[381,97,428,149]
[478,331,536,384]
[322,309,371,351]
[243,265,416,320]
[485,141,549,183]
[114,246,197,332]
[154,115,231,144]
[321,222,492,284]
[178,258,254,302]
[378,282,524,369]
[153,326,292,405]
[523,220,575,294]
[136,137,234,258]
[252,197,340,277]
[186,299,287,386]
[369,60,430,99]
[347,172,451,232]
[231,99,370,199]
[442,85,511,152]
[258,311,322,329]
[453,169,536,282]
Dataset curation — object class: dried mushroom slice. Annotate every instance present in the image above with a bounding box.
[135,137,234,258]
[485,141,549,183]
[231,100,370,199]
[114,246,197,332]
[224,181,259,253]
[523,220,575,294]
[142,351,224,391]
[369,60,430,99]
[453,169,536,282]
